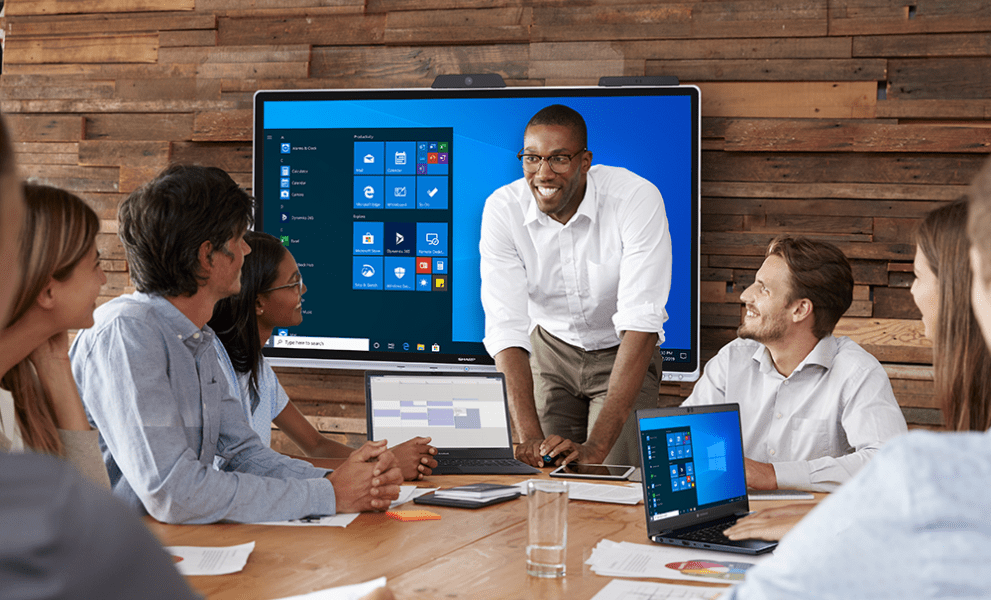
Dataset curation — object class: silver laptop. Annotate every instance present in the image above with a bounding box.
[365,371,539,475]
[636,403,777,555]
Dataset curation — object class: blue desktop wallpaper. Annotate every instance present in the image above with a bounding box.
[640,410,747,507]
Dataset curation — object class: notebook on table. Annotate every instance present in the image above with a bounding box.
[365,371,540,475]
[636,403,777,555]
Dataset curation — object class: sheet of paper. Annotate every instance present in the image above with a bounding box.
[255,486,435,527]
[515,479,643,505]
[747,489,814,501]
[166,541,255,576]
[259,513,362,528]
[586,539,773,584]
[274,577,388,600]
[392,485,437,507]
[591,578,729,600]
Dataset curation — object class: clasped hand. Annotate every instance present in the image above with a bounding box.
[328,440,403,513]
[390,436,438,480]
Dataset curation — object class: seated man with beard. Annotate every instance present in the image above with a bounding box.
[682,236,907,492]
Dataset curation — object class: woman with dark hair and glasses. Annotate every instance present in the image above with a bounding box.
[209,231,437,480]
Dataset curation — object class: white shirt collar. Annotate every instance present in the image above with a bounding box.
[752,335,837,378]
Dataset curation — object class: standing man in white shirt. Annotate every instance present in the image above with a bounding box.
[683,236,907,492]
[480,104,672,468]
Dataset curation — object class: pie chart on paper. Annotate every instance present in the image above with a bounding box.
[666,559,753,581]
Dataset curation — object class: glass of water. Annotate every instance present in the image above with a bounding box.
[526,479,568,577]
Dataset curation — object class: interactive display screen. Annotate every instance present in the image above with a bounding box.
[253,84,700,380]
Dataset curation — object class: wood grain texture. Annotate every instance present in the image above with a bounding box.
[384,7,531,45]
[723,119,991,153]
[3,0,978,429]
[216,14,385,46]
[530,37,854,61]
[693,81,876,119]
[4,12,214,36]
[854,32,991,58]
[78,140,171,167]
[888,58,991,100]
[6,0,194,16]
[310,44,529,85]
[530,1,827,42]
[149,473,786,600]
[4,33,159,64]
[651,59,886,82]
[829,0,991,36]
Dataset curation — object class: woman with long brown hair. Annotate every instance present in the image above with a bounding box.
[914,197,991,432]
[0,182,109,486]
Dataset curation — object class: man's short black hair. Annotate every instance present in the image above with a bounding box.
[118,164,253,297]
[525,104,588,150]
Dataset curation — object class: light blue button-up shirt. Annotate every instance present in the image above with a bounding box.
[70,292,335,524]
[721,430,991,599]
[212,336,289,448]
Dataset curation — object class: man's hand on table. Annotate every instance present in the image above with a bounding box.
[515,435,608,467]
[328,440,403,512]
[724,502,817,542]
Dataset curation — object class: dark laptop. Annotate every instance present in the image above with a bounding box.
[365,371,539,475]
[636,403,777,555]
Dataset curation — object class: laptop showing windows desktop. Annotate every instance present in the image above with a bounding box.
[365,371,539,475]
[637,403,777,555]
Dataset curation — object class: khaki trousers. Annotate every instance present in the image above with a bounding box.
[529,325,661,466]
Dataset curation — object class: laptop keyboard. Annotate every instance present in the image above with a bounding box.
[679,521,734,544]
[441,458,523,467]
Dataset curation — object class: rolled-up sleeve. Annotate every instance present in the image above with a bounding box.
[611,180,671,343]
[72,315,335,524]
[480,187,533,358]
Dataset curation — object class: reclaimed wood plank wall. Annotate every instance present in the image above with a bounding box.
[4,0,990,450]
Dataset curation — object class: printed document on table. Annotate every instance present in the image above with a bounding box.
[275,577,389,600]
[586,539,773,584]
[515,479,643,504]
[256,486,436,527]
[591,579,728,600]
[166,541,255,576]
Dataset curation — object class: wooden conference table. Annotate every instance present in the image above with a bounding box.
[147,471,821,600]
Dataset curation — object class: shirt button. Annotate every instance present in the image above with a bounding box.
[769,449,776,456]
[193,332,200,339]
[776,413,782,419]
[783,381,789,386]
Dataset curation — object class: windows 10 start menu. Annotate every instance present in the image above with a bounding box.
[267,128,455,356]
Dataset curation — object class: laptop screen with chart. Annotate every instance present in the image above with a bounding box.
[366,371,511,448]
[365,371,539,474]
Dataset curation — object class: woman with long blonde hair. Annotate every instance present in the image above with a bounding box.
[0,182,109,486]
